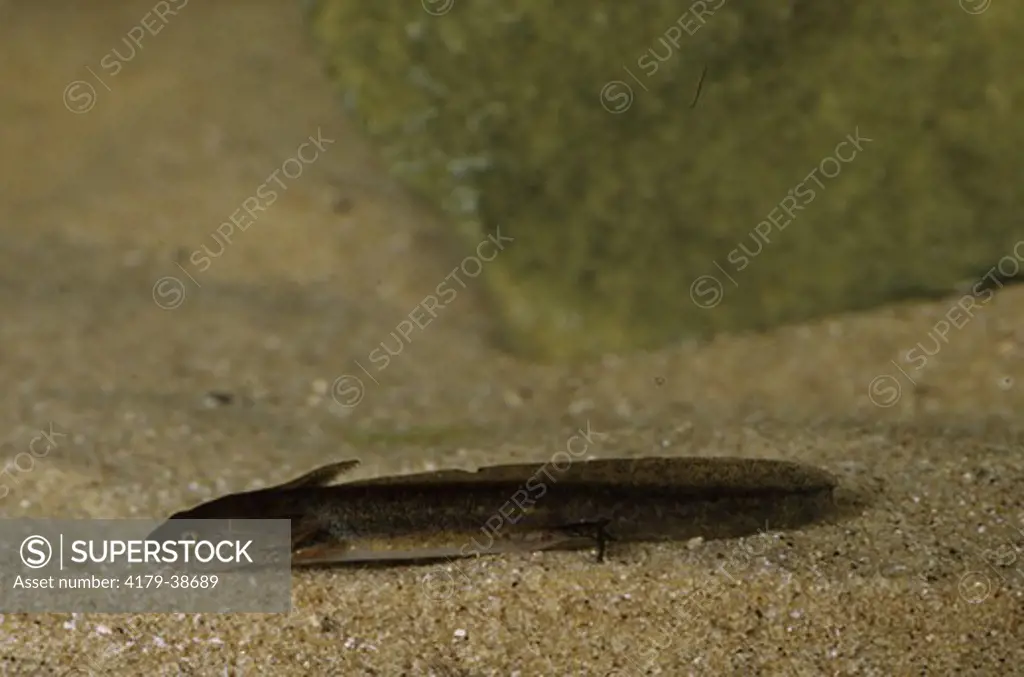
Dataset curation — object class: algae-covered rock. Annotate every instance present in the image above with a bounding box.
[308,1,1022,359]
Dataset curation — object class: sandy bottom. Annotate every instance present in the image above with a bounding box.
[0,1,1021,674]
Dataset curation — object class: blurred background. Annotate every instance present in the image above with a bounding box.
[1,1,1023,674]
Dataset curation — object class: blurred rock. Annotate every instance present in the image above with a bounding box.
[309,1,1022,358]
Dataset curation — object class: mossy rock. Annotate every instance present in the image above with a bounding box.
[308,1,1021,360]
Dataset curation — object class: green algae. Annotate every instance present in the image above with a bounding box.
[308,1,1024,359]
